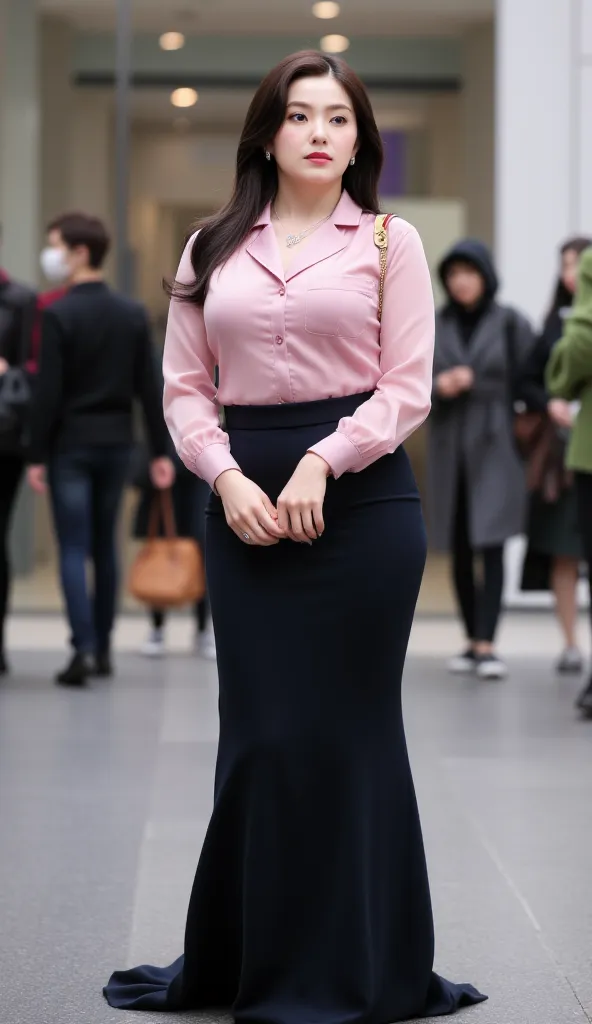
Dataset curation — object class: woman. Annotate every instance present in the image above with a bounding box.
[547,244,592,714]
[428,240,534,680]
[133,448,215,660]
[519,237,591,674]
[0,264,37,675]
[104,51,486,1020]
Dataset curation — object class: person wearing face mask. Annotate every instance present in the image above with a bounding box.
[518,237,591,675]
[25,226,72,376]
[428,240,535,680]
[27,212,175,686]
[0,225,37,675]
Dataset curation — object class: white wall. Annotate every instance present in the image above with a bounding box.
[495,0,592,321]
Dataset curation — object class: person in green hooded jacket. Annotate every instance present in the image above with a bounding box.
[547,246,592,715]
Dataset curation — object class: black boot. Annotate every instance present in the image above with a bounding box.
[55,652,93,686]
[94,651,113,677]
[575,678,592,714]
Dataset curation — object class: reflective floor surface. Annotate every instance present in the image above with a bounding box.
[1,615,591,1024]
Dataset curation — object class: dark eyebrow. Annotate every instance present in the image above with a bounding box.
[286,100,353,113]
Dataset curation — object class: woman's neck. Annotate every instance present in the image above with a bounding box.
[272,180,343,224]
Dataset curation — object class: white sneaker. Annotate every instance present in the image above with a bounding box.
[447,648,477,675]
[476,654,508,680]
[140,628,166,658]
[556,646,584,675]
[196,625,217,661]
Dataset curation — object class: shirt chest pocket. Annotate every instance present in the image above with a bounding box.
[304,277,377,339]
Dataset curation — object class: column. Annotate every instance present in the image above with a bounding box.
[495,0,592,321]
[0,0,40,284]
[41,15,74,229]
[0,0,39,577]
[70,89,115,281]
[463,23,494,247]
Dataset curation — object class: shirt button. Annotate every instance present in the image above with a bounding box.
[279,288,285,297]
[275,335,283,345]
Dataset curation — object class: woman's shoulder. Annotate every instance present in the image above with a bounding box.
[184,228,201,250]
[359,210,418,242]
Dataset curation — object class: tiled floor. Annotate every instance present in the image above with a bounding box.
[1,616,592,1024]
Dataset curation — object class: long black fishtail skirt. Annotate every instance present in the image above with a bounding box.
[104,392,486,1022]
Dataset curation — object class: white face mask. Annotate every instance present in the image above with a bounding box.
[40,246,70,283]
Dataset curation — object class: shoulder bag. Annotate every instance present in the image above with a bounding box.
[374,213,396,322]
[0,283,35,452]
[128,488,206,608]
[505,310,546,458]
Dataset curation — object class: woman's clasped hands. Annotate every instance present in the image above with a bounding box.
[215,453,330,547]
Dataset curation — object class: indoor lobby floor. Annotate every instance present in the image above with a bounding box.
[1,614,592,1024]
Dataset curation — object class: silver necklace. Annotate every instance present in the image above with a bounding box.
[271,205,332,248]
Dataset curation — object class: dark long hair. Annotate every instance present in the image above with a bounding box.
[544,235,592,324]
[168,51,384,306]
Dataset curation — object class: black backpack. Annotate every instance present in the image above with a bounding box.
[0,281,36,452]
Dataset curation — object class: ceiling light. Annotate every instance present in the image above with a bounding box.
[160,31,186,51]
[320,34,350,53]
[313,1,341,17]
[171,87,198,108]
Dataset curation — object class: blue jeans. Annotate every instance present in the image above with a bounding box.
[49,445,131,655]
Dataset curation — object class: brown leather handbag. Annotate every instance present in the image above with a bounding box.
[513,409,546,458]
[128,489,206,607]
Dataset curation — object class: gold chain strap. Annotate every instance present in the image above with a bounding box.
[374,214,391,323]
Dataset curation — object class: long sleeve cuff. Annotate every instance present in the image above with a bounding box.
[194,442,242,490]
[307,430,362,479]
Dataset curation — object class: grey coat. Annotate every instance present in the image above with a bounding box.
[427,302,535,551]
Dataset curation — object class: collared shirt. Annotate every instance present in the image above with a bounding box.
[163,190,435,490]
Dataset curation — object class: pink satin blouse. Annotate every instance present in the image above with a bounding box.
[162,190,435,490]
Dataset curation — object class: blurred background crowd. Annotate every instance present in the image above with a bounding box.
[0,0,591,709]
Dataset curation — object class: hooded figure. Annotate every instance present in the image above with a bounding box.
[427,239,534,677]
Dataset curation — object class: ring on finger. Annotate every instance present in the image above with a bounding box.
[242,532,250,542]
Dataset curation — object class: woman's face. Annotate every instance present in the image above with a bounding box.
[269,74,358,190]
[560,248,581,296]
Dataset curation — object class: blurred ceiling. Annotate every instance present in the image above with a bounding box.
[40,0,493,36]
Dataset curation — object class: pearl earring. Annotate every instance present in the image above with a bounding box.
[265,150,271,161]
[349,157,356,166]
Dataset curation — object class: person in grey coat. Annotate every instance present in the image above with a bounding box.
[428,239,534,679]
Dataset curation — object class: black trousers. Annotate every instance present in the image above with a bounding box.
[48,445,131,654]
[104,393,485,1020]
[575,472,592,643]
[151,601,208,633]
[452,474,504,643]
[0,454,24,651]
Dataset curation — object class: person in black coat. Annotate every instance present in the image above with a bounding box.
[428,239,534,680]
[27,211,174,685]
[519,236,591,673]
[0,228,37,674]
